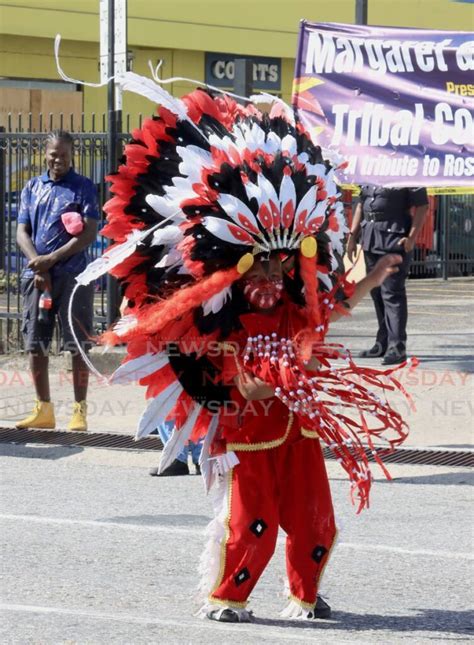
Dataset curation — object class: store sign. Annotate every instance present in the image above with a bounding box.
[205,52,281,91]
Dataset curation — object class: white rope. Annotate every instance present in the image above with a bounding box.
[56,33,293,118]
[67,282,107,382]
[55,34,114,88]
[147,59,293,114]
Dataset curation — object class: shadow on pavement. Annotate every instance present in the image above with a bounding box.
[382,471,473,486]
[435,444,473,449]
[253,608,473,637]
[0,444,84,460]
[416,355,474,372]
[102,513,211,526]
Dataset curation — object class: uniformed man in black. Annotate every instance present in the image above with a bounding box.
[347,186,429,365]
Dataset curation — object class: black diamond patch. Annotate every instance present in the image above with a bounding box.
[234,567,251,586]
[249,518,268,538]
[311,545,328,564]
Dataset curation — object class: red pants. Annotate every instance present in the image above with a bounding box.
[209,431,336,609]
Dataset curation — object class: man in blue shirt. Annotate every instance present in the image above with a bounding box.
[15,130,99,431]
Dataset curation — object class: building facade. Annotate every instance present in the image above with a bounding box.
[1,0,473,129]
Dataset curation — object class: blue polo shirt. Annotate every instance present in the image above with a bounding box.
[18,168,99,278]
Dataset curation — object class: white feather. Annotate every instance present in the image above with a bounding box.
[145,194,184,220]
[116,72,190,123]
[279,174,296,228]
[154,247,182,268]
[305,163,328,179]
[203,216,255,246]
[294,185,318,225]
[199,415,219,493]
[300,198,327,234]
[264,131,283,154]
[151,225,183,247]
[207,133,227,151]
[325,168,339,198]
[281,133,297,157]
[249,122,266,150]
[110,352,169,384]
[326,202,348,255]
[167,176,200,199]
[177,145,212,183]
[243,178,261,204]
[135,381,183,440]
[202,287,232,316]
[158,404,202,472]
[298,152,309,164]
[217,194,260,233]
[257,173,280,213]
[207,133,236,154]
[75,228,153,286]
[231,122,249,150]
[250,92,296,126]
[112,314,137,338]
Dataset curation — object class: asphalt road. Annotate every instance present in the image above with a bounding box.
[1,445,473,644]
[329,277,474,374]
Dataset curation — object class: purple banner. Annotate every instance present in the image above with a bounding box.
[293,22,474,187]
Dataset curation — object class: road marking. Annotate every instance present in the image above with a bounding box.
[0,603,324,641]
[1,513,472,561]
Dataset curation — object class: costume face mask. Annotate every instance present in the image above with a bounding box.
[242,278,284,310]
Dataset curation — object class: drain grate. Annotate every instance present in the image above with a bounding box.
[0,426,472,468]
[0,427,163,451]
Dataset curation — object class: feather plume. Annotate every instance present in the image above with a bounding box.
[136,381,183,440]
[158,404,202,472]
[109,352,169,385]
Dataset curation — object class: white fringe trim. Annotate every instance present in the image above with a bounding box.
[195,603,252,622]
[279,599,314,620]
[197,469,231,601]
[212,451,240,475]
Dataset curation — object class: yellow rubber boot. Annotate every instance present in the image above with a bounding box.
[68,401,88,432]
[15,400,56,429]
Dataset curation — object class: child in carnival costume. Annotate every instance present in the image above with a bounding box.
[75,73,415,622]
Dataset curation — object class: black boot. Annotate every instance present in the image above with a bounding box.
[149,459,190,477]
[382,343,407,366]
[359,341,387,358]
[311,595,331,619]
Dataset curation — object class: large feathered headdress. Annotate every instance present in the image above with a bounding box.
[74,73,414,511]
[78,74,348,344]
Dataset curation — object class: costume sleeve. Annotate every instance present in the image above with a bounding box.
[80,178,100,220]
[17,181,32,225]
[407,188,429,208]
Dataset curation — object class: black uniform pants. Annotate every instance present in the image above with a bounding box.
[364,250,412,349]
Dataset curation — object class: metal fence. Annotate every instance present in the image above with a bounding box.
[1,118,473,352]
[410,194,474,279]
